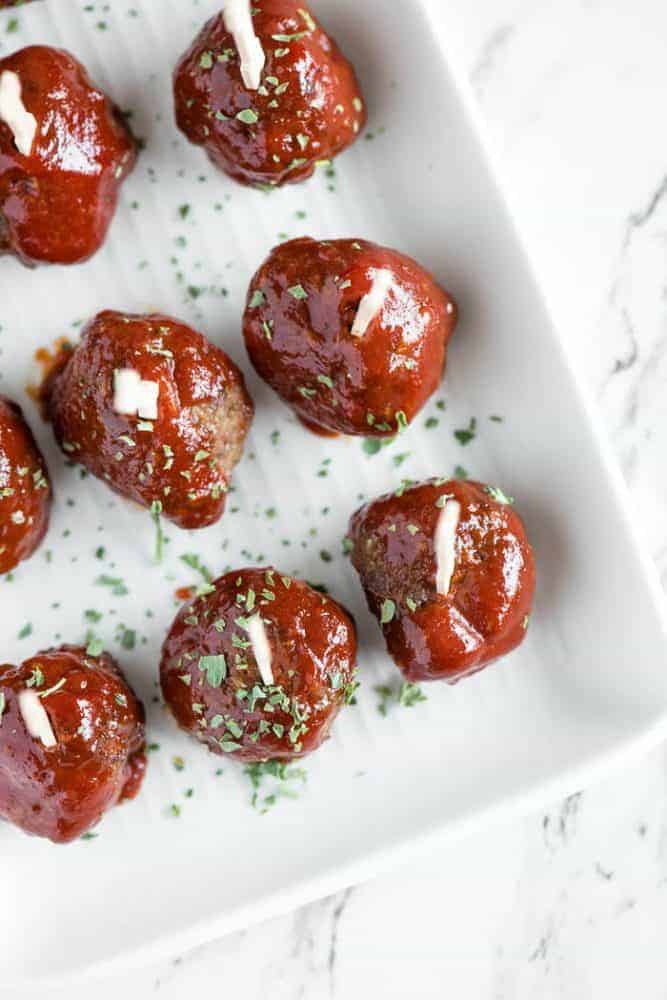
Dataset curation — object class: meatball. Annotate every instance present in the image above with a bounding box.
[161,567,357,762]
[0,396,51,574]
[173,0,366,188]
[45,311,254,530]
[0,45,136,266]
[243,237,457,436]
[348,479,535,683]
[0,645,146,842]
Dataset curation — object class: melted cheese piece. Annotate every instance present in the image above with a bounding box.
[434,498,461,596]
[224,0,266,91]
[113,368,159,420]
[0,70,37,157]
[18,689,57,748]
[246,613,274,686]
[350,269,394,338]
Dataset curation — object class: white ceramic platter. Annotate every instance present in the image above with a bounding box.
[1,0,666,985]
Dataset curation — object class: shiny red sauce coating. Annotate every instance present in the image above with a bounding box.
[0,45,136,266]
[243,237,457,436]
[348,479,535,683]
[45,311,254,530]
[161,567,358,763]
[28,336,74,417]
[173,1,365,188]
[0,396,51,574]
[0,645,146,843]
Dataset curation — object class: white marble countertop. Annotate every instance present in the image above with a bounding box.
[14,0,667,996]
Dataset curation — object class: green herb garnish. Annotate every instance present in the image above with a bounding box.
[86,636,104,657]
[150,500,164,563]
[199,654,227,687]
[236,108,259,125]
[380,599,396,624]
[484,485,514,505]
[454,418,477,446]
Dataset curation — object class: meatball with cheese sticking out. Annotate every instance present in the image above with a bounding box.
[173,0,366,188]
[0,45,136,266]
[243,237,457,437]
[0,396,51,575]
[0,645,146,843]
[347,479,535,683]
[160,568,358,762]
[45,311,254,530]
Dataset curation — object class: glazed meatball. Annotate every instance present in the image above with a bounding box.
[0,45,136,266]
[174,0,366,188]
[0,645,146,843]
[348,479,535,683]
[45,311,254,530]
[243,238,457,436]
[161,568,357,762]
[0,396,51,574]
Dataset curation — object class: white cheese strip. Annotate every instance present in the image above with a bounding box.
[245,613,274,686]
[350,269,394,338]
[224,0,266,91]
[113,368,159,420]
[434,498,461,596]
[18,689,57,748]
[0,70,37,157]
